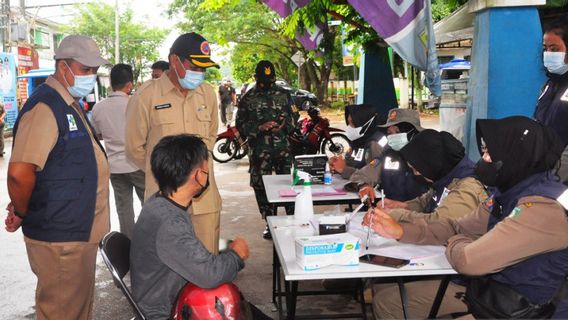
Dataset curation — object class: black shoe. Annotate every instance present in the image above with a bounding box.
[262,225,272,240]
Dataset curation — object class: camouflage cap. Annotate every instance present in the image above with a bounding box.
[378,108,424,131]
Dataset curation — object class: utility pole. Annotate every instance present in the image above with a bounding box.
[114,0,119,64]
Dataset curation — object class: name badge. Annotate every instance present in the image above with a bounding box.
[561,88,568,102]
[378,136,388,147]
[352,148,364,161]
[67,114,78,131]
[384,156,399,170]
[154,103,171,110]
[538,84,549,101]
[437,187,451,206]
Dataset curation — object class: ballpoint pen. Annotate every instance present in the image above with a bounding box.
[366,187,384,251]
[365,215,372,251]
[345,195,368,224]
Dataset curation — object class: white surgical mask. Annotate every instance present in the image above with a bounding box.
[345,126,364,141]
[543,51,568,75]
[387,133,409,151]
[64,62,97,98]
[344,116,375,141]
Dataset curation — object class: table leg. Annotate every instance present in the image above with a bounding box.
[397,277,409,320]
[428,276,450,319]
[289,281,298,320]
[284,281,291,319]
[274,247,284,320]
[358,278,368,320]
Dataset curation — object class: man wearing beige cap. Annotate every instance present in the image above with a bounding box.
[125,32,222,253]
[5,35,109,320]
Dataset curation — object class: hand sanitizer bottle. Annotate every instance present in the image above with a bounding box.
[324,162,332,185]
[294,171,314,222]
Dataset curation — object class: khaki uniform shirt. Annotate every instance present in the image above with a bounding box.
[400,195,568,275]
[11,76,110,243]
[125,74,221,214]
[389,177,488,223]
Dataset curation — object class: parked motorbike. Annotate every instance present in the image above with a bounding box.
[288,110,350,158]
[212,124,249,163]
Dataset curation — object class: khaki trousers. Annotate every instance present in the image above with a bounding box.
[373,279,467,319]
[189,210,220,254]
[25,237,99,320]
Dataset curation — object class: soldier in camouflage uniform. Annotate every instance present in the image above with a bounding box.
[236,60,298,239]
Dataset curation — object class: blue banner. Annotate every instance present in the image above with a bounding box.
[0,53,18,129]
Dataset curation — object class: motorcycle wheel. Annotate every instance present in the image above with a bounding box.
[212,137,237,163]
[234,141,248,159]
[320,133,350,158]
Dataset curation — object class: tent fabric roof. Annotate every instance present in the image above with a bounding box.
[434,5,474,44]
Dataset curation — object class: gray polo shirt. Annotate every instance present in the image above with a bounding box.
[130,194,244,319]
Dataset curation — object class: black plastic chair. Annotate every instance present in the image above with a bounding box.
[99,231,146,320]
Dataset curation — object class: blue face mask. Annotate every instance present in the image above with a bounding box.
[387,133,409,151]
[64,62,97,98]
[175,58,205,90]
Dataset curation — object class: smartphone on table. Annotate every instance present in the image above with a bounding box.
[359,254,410,268]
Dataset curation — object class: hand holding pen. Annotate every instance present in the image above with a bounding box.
[362,206,404,240]
[365,189,384,250]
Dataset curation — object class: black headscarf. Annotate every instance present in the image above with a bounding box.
[400,129,465,182]
[475,116,563,191]
[345,104,385,128]
[344,104,386,145]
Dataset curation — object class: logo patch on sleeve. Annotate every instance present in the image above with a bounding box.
[370,158,381,168]
[481,196,494,211]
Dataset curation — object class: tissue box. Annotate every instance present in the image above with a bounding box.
[294,154,328,184]
[318,215,346,235]
[295,233,359,271]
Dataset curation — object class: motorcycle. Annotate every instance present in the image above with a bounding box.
[212,124,249,163]
[288,114,350,158]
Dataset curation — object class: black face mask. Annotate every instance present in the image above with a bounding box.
[474,159,503,187]
[194,171,210,198]
[257,80,273,90]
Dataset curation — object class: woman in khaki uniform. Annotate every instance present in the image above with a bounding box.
[361,129,487,223]
[365,117,568,319]
[125,32,222,253]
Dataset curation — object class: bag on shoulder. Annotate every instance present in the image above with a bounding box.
[465,276,556,319]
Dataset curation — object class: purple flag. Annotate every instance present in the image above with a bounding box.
[262,0,311,18]
[296,22,326,51]
[347,0,441,95]
[262,0,323,51]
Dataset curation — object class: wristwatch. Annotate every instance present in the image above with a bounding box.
[14,210,26,219]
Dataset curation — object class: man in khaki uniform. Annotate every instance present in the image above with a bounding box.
[125,32,222,253]
[5,35,109,320]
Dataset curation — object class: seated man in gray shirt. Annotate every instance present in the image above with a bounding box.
[130,134,251,319]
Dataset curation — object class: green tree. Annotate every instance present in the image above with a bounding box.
[62,3,166,84]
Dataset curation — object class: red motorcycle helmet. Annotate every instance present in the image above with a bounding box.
[172,282,245,320]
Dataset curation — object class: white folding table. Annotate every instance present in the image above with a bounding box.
[267,215,457,319]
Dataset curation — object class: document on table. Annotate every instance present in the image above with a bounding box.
[348,218,446,260]
[279,186,348,197]
[365,242,446,260]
